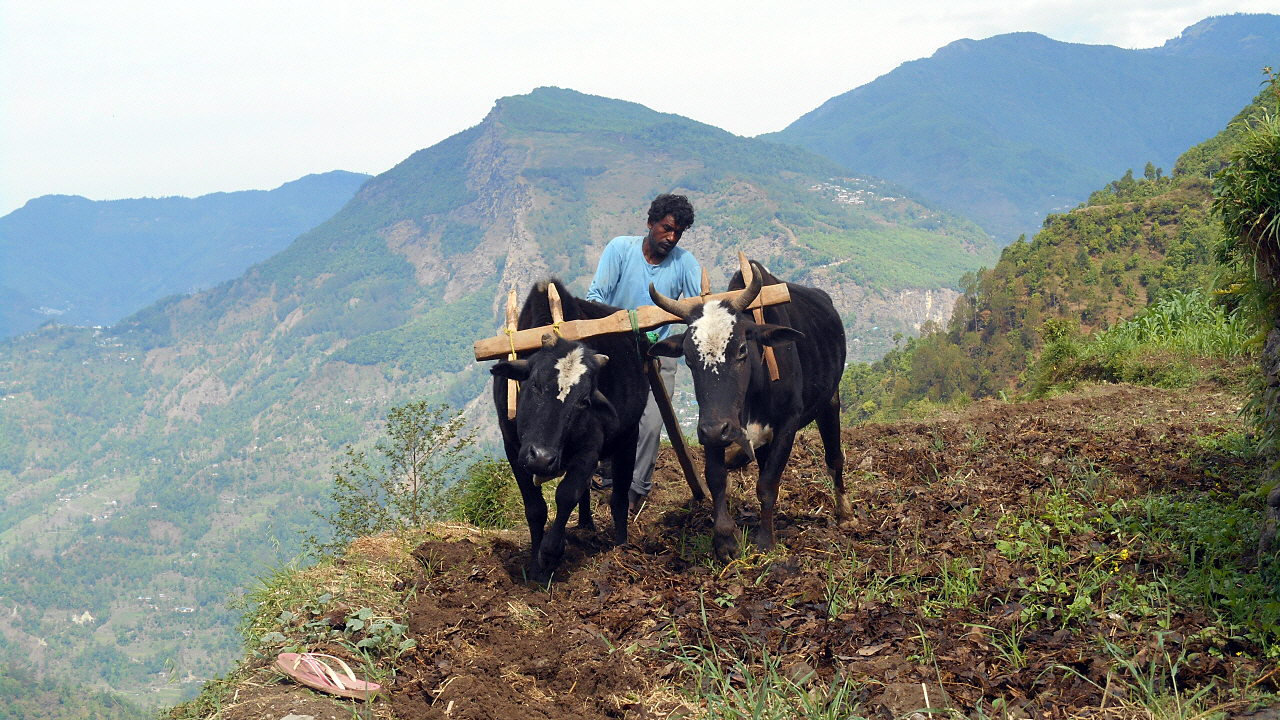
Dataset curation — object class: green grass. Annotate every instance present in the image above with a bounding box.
[1033,289,1256,396]
[668,603,871,720]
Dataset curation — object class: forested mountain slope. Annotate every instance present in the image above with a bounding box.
[0,170,370,338]
[0,87,995,705]
[767,13,1280,242]
[841,88,1276,420]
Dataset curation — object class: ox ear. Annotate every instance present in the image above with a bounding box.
[491,359,531,381]
[747,324,804,347]
[648,332,686,358]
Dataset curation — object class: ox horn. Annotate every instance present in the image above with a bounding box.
[648,282,697,320]
[593,353,609,367]
[541,332,558,349]
[729,259,763,314]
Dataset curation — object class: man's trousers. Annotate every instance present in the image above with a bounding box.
[631,356,676,497]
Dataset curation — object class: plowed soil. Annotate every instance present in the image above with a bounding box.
[382,382,1273,719]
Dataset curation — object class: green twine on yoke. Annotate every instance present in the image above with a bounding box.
[629,310,662,357]
[628,309,644,356]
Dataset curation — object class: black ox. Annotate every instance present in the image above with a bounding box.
[649,261,851,562]
[490,280,649,571]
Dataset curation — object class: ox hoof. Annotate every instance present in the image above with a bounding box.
[538,529,566,570]
[712,534,740,564]
[752,528,777,552]
[537,546,564,571]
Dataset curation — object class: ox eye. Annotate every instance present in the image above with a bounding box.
[736,344,748,361]
[576,395,590,409]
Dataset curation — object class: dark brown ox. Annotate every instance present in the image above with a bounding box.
[648,261,850,562]
[490,280,648,572]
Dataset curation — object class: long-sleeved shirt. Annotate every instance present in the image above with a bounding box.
[586,235,702,339]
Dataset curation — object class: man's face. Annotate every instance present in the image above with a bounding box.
[646,214,686,258]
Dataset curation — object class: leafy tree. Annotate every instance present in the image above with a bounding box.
[306,402,475,555]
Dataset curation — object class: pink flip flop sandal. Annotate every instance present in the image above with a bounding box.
[275,652,382,700]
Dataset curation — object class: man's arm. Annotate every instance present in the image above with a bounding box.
[586,239,622,304]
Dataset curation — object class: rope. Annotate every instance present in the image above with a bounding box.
[502,326,520,396]
[629,309,645,356]
[551,320,564,338]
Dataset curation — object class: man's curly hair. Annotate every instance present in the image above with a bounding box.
[647,194,695,230]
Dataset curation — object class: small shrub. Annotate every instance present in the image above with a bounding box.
[306,401,474,555]
[453,458,522,529]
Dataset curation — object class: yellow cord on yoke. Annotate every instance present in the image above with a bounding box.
[503,326,521,394]
[503,326,519,356]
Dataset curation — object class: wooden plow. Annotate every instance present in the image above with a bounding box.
[473,253,790,501]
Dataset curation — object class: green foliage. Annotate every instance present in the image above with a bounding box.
[1087,167,1176,205]
[1032,290,1254,395]
[1212,73,1280,456]
[0,662,146,720]
[986,458,1280,657]
[306,401,475,555]
[451,458,522,529]
[332,282,499,377]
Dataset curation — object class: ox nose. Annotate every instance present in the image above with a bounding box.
[698,420,734,447]
[521,445,558,475]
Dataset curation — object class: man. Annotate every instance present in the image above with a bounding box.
[587,193,701,512]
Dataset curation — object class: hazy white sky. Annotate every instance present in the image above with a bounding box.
[1,1,1274,215]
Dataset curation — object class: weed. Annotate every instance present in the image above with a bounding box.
[674,639,869,719]
[822,545,859,618]
[907,623,935,665]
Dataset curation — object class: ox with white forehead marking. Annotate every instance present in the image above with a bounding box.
[689,301,738,371]
[554,347,587,401]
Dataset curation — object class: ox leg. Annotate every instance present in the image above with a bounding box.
[817,391,851,523]
[540,451,597,570]
[608,429,639,546]
[577,486,596,532]
[704,445,740,563]
[505,441,547,561]
[754,427,799,552]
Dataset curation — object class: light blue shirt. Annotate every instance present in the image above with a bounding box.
[587,235,701,339]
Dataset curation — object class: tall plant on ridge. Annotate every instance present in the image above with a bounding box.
[1212,68,1280,555]
[306,401,475,555]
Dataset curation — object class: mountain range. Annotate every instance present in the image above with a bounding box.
[0,170,370,338]
[768,13,1280,241]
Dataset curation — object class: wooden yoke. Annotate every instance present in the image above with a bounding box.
[473,283,790,361]
[546,282,564,327]
[740,252,780,382]
[504,289,519,420]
